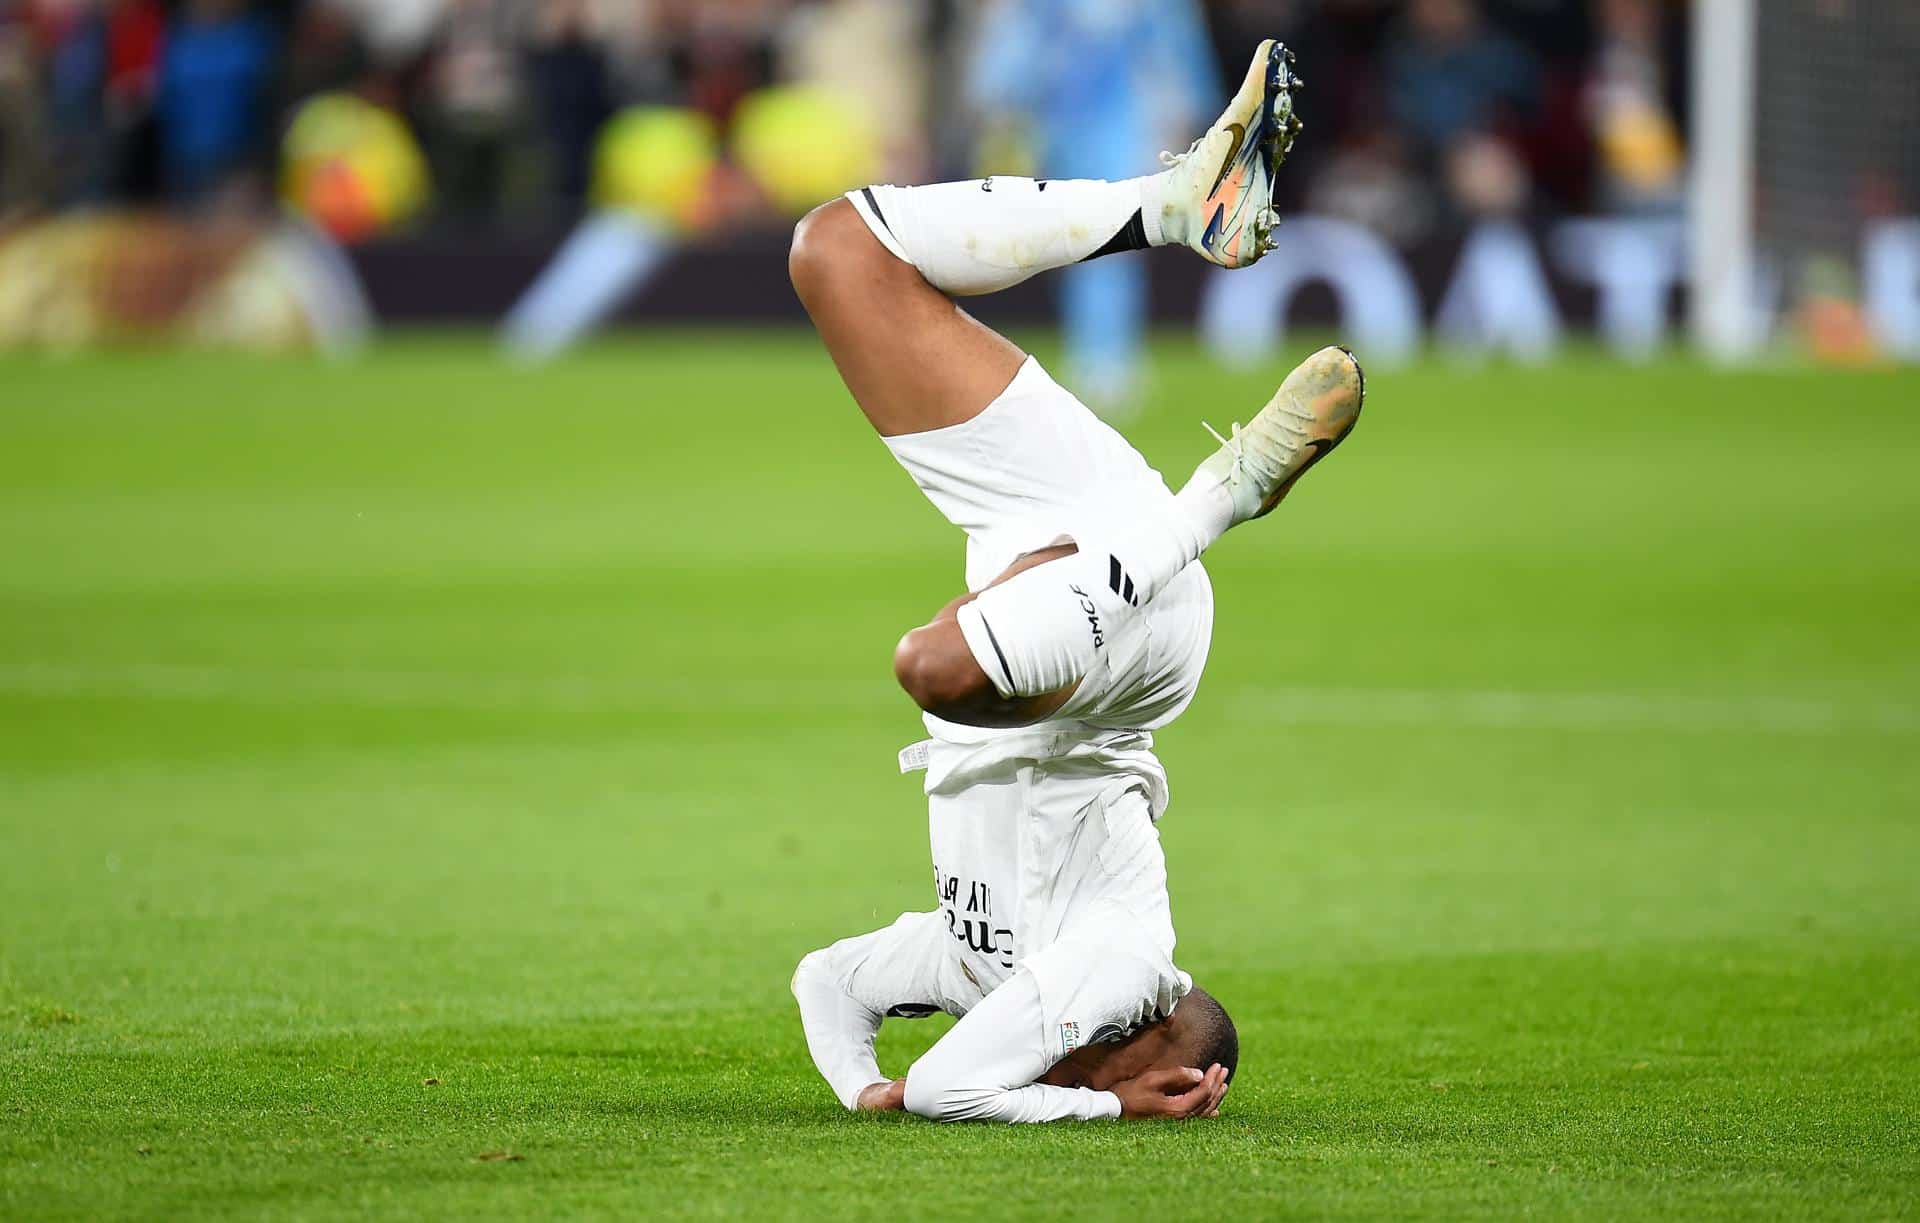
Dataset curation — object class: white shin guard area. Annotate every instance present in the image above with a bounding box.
[848,177,1159,297]
[957,551,1137,700]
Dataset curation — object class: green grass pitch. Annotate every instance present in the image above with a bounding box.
[2,335,1917,1219]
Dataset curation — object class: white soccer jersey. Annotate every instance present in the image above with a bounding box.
[792,774,1190,1122]
[794,357,1213,1123]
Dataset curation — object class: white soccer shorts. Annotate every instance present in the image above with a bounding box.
[882,357,1214,734]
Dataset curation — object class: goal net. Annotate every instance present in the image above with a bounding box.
[1749,1,1920,356]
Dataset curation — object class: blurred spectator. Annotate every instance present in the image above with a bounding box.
[780,0,930,183]
[1307,125,1436,245]
[157,0,276,204]
[526,0,611,208]
[280,0,371,109]
[1445,127,1530,218]
[1584,0,1682,215]
[1,2,49,212]
[41,0,164,203]
[103,0,162,115]
[1386,0,1540,153]
[1384,0,1541,216]
[322,0,443,66]
[969,0,1220,413]
[667,0,780,126]
[1493,0,1592,65]
[37,2,102,203]
[418,0,526,222]
[589,0,678,108]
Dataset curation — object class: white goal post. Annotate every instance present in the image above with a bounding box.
[1689,0,1758,361]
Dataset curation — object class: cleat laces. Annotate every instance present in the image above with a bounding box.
[1201,391,1313,486]
[1158,139,1204,171]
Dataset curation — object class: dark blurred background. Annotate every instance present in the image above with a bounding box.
[0,0,1916,365]
[0,0,1701,230]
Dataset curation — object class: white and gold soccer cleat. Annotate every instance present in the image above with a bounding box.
[1156,39,1302,269]
[1184,345,1365,525]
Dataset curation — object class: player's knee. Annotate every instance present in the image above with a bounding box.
[893,626,986,715]
[787,204,828,298]
[789,948,829,999]
[901,1067,965,1122]
[791,197,903,308]
[789,198,859,302]
[903,1053,996,1123]
[900,1069,943,1120]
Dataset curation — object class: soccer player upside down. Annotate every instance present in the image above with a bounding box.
[788,40,1364,1123]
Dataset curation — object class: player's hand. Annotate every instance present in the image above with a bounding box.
[1113,1064,1229,1120]
[855,1079,907,1112]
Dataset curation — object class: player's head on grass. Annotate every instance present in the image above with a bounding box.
[1176,985,1240,1082]
[1038,985,1239,1092]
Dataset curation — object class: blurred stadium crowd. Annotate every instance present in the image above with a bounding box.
[0,0,1699,240]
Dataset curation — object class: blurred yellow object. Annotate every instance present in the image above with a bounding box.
[281,94,430,244]
[1598,99,1683,193]
[0,215,364,352]
[594,107,720,233]
[972,116,1038,182]
[731,87,879,217]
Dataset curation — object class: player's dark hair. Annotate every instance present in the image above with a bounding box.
[1180,985,1240,1083]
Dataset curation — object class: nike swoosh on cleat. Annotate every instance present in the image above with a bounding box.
[1210,122,1246,197]
[1259,437,1339,515]
[1298,430,1355,473]
[1201,204,1228,249]
[1281,437,1335,487]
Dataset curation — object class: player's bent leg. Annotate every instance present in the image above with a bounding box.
[789,198,1027,438]
[893,619,1077,729]
[893,544,1084,728]
[895,346,1366,730]
[792,39,1304,440]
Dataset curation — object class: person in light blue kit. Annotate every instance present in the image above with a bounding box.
[969,0,1221,415]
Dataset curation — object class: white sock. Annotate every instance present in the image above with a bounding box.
[848,175,1172,297]
[1072,475,1238,612]
[1172,473,1237,550]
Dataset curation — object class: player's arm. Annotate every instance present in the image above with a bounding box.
[790,913,951,1111]
[901,968,1120,1122]
[900,967,1223,1123]
[790,951,889,1110]
[903,908,1231,1124]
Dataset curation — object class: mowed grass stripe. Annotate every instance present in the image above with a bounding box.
[3,660,1919,735]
